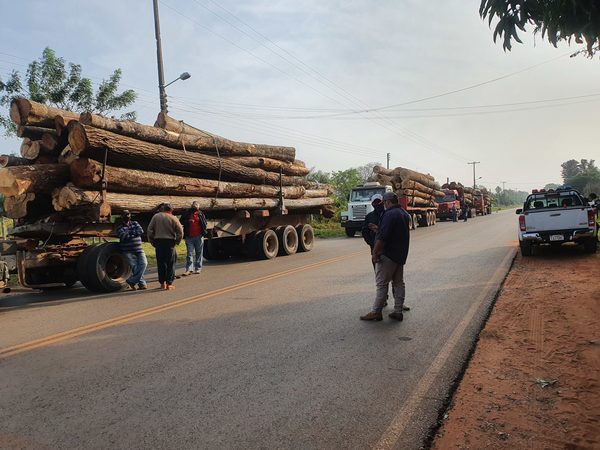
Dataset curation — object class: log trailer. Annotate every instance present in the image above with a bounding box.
[3,199,317,293]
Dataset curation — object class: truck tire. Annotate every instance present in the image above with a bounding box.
[412,214,419,230]
[431,212,437,225]
[78,242,132,292]
[519,241,532,257]
[345,228,356,237]
[419,214,429,227]
[582,239,597,254]
[76,245,100,290]
[252,229,279,260]
[296,224,314,252]
[277,225,298,256]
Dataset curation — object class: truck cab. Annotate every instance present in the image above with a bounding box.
[340,183,391,237]
[516,187,597,256]
[435,189,460,221]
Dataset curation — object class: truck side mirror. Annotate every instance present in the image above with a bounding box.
[515,208,522,214]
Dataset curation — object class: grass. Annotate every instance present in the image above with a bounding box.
[142,241,187,267]
[311,219,346,238]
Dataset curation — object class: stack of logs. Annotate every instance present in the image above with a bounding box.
[442,181,474,206]
[370,165,444,206]
[0,98,334,221]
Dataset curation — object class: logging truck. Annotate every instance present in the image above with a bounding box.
[341,181,438,235]
[0,98,333,293]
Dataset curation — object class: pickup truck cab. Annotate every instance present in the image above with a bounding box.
[516,187,597,256]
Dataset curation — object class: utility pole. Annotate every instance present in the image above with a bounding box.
[467,161,480,189]
[386,153,390,169]
[153,0,168,113]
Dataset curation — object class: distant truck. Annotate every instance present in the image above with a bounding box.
[515,187,597,256]
[341,182,438,236]
[474,190,492,216]
[340,182,391,237]
[436,189,461,221]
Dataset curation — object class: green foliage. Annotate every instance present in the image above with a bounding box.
[305,169,331,184]
[330,168,363,210]
[0,47,137,135]
[561,159,581,180]
[311,218,345,238]
[355,162,381,183]
[560,159,600,191]
[479,0,600,56]
[494,188,529,207]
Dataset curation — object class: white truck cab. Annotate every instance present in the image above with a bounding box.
[516,187,597,256]
[340,182,393,237]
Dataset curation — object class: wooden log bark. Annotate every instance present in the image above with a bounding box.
[0,163,69,197]
[225,156,310,176]
[303,188,332,198]
[68,123,305,186]
[374,165,436,188]
[82,112,296,162]
[3,193,53,219]
[0,155,30,168]
[154,112,217,137]
[58,146,78,165]
[53,185,332,214]
[69,158,307,199]
[17,125,58,140]
[10,98,79,128]
[20,138,40,160]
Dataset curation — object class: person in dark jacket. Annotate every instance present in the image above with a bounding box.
[180,201,208,276]
[360,192,411,322]
[462,203,468,222]
[116,210,148,290]
[361,194,385,252]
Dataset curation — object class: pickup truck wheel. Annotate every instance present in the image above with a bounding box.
[252,229,279,260]
[296,224,314,252]
[277,225,298,256]
[78,243,131,292]
[582,239,597,254]
[345,228,356,237]
[520,241,532,257]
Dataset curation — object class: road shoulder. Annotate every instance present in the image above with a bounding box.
[431,249,600,449]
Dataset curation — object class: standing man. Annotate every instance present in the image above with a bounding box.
[116,210,148,290]
[180,201,207,276]
[462,202,469,222]
[451,203,458,222]
[361,192,411,322]
[147,203,184,290]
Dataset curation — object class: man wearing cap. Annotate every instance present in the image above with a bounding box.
[361,191,411,322]
[180,201,208,276]
[116,210,148,290]
[148,203,184,290]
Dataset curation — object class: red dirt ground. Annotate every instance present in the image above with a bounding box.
[432,247,600,450]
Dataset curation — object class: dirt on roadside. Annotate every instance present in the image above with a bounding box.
[431,245,600,450]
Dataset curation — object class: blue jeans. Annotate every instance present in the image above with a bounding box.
[185,236,204,272]
[124,252,147,287]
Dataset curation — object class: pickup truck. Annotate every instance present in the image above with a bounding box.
[515,188,597,256]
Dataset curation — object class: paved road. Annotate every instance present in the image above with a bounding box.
[0,211,516,450]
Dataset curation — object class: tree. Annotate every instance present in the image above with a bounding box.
[305,169,330,184]
[544,183,561,190]
[561,159,581,180]
[0,47,136,135]
[479,0,600,57]
[565,167,600,192]
[355,162,381,183]
[329,168,362,209]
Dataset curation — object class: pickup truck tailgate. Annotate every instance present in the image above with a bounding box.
[524,207,589,231]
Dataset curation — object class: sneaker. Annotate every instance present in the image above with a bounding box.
[128,283,137,291]
[193,269,201,274]
[360,311,383,321]
[388,311,404,321]
[181,271,193,277]
[138,284,147,290]
[402,305,410,311]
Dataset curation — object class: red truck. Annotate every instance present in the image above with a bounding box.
[435,189,461,221]
[474,189,492,216]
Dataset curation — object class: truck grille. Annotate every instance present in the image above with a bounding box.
[352,204,367,221]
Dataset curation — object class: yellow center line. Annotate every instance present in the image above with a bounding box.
[0,251,364,360]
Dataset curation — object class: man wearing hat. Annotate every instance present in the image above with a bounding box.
[361,191,411,322]
[147,203,184,290]
[116,210,148,290]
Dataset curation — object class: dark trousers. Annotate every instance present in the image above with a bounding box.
[154,239,177,285]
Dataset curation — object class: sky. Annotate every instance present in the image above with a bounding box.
[0,0,598,192]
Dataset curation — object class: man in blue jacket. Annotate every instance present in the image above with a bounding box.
[116,210,148,290]
[360,192,410,322]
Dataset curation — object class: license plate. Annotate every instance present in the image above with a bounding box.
[550,234,564,242]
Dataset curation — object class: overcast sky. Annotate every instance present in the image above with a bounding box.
[1,0,598,192]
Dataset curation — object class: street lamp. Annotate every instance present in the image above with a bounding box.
[159,72,191,113]
[164,72,191,88]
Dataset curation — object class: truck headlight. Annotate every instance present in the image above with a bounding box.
[341,215,348,221]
